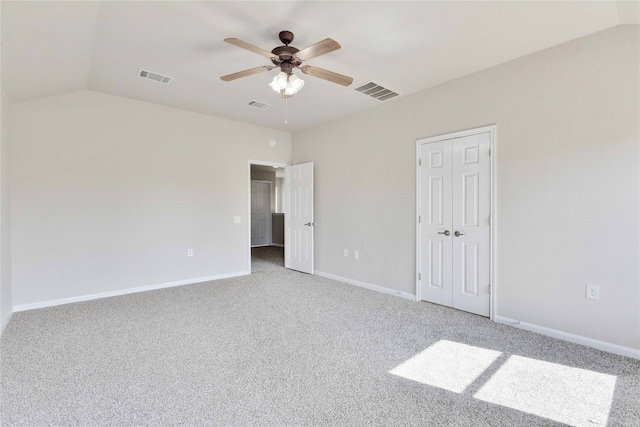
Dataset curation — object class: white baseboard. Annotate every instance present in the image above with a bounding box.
[1,310,13,336]
[13,271,250,312]
[315,270,415,301]
[494,315,640,360]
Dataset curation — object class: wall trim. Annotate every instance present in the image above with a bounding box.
[13,271,250,312]
[494,315,640,360]
[315,270,415,301]
[1,311,13,336]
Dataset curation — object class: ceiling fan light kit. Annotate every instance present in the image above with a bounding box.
[268,71,305,98]
[221,30,353,99]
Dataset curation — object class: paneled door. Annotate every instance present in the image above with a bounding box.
[284,162,314,274]
[419,131,491,317]
[251,180,271,247]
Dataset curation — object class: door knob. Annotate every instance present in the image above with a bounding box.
[304,222,316,226]
[438,230,450,236]
[454,231,465,237]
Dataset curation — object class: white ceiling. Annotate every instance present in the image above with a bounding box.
[1,1,637,133]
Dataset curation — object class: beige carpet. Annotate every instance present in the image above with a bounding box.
[2,246,639,426]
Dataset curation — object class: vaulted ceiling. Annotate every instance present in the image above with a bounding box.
[1,1,637,132]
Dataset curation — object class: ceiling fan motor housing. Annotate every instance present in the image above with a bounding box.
[271,44,301,75]
[279,62,296,75]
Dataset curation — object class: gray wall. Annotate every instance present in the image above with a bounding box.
[292,26,639,350]
[10,90,291,307]
[272,214,284,246]
[1,89,12,331]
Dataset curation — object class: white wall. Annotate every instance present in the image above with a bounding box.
[11,90,291,307]
[292,26,639,350]
[1,88,12,332]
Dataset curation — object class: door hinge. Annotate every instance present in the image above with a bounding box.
[419,273,421,281]
[419,158,422,166]
[488,148,491,156]
[488,284,492,294]
[418,215,421,223]
[488,214,491,224]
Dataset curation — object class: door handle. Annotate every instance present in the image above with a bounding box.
[454,231,465,237]
[304,222,316,226]
[437,230,450,236]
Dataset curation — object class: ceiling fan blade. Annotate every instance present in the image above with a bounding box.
[224,38,277,60]
[220,66,274,82]
[294,38,341,61]
[299,65,353,86]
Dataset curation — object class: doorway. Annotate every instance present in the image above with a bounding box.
[249,161,287,272]
[416,126,496,318]
[247,160,316,275]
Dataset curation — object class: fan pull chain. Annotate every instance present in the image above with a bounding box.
[285,96,288,124]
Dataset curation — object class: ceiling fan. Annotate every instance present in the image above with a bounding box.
[220,30,353,97]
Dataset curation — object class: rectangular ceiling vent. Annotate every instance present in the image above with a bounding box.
[247,100,272,110]
[354,81,399,101]
[137,69,173,84]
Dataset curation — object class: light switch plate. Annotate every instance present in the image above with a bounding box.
[586,284,599,300]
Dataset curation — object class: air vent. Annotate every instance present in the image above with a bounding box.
[137,69,173,84]
[354,81,399,101]
[247,100,272,110]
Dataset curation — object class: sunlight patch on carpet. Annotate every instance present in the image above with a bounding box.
[389,340,502,393]
[473,355,616,427]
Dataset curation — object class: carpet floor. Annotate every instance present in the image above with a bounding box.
[1,246,639,426]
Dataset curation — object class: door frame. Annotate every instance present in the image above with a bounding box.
[248,160,289,274]
[415,125,497,320]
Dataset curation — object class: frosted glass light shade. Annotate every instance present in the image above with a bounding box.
[286,74,304,95]
[269,72,288,91]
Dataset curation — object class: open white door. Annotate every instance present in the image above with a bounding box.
[284,162,314,274]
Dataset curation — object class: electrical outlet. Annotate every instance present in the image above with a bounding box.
[354,250,359,260]
[233,216,241,224]
[586,284,599,300]
[343,248,348,257]
[188,249,194,257]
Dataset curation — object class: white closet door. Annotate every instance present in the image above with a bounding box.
[420,132,491,317]
[420,141,453,307]
[451,133,491,316]
[251,180,271,247]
